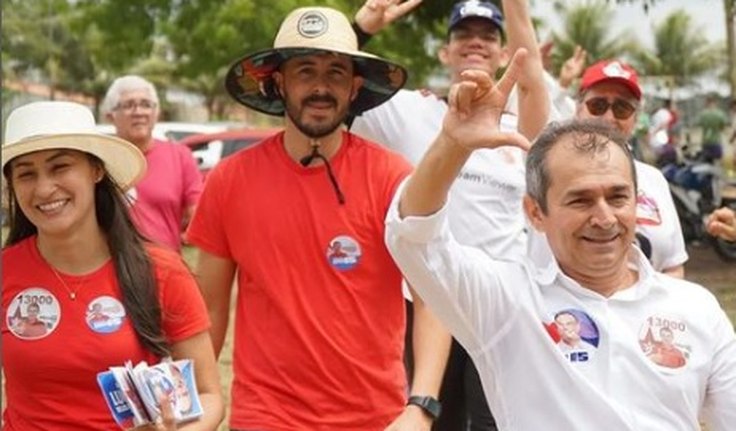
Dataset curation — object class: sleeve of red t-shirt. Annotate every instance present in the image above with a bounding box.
[381,150,412,217]
[149,246,210,343]
[185,160,232,259]
[177,144,204,208]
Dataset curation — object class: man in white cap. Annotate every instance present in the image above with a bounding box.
[187,6,447,431]
[385,61,736,430]
[352,1,548,429]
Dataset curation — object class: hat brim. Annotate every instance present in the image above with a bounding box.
[225,47,407,116]
[581,76,642,101]
[607,77,642,100]
[1,134,146,190]
[448,16,504,35]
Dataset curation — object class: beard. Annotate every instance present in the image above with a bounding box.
[283,93,349,139]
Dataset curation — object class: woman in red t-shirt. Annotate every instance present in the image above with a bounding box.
[1,101,224,430]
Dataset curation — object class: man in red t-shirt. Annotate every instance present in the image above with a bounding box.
[187,5,449,431]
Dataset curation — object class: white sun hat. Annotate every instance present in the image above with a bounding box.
[2,101,146,190]
[224,6,408,116]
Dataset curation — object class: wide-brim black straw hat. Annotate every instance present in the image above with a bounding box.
[225,6,408,117]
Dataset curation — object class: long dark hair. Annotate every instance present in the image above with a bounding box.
[3,154,170,357]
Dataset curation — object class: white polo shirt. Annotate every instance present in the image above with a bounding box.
[385,193,736,431]
[633,161,688,271]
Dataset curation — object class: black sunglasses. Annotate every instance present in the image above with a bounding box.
[584,97,637,120]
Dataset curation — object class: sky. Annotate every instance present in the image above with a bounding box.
[531,0,728,46]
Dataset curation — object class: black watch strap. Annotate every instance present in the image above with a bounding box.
[351,22,373,48]
[407,395,442,420]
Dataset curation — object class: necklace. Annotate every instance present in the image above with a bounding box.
[46,263,88,301]
[35,239,104,301]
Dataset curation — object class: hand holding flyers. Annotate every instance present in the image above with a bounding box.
[97,358,203,429]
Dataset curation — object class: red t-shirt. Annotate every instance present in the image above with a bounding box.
[2,239,210,430]
[187,131,411,430]
[129,140,203,251]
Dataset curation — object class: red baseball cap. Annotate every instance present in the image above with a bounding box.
[579,60,642,100]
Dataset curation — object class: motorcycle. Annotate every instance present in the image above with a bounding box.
[661,153,736,262]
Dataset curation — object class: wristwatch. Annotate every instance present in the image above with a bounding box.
[407,395,442,420]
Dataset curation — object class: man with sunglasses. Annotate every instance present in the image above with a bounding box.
[575,60,687,278]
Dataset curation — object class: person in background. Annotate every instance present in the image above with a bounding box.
[707,207,736,241]
[188,6,447,431]
[697,94,729,163]
[384,63,736,429]
[102,75,203,252]
[352,1,548,429]
[2,101,223,430]
[535,42,587,120]
[571,60,688,278]
[631,101,651,161]
[648,98,677,166]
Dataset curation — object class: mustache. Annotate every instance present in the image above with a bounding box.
[302,94,337,107]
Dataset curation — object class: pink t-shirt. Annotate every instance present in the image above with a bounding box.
[129,140,202,251]
[187,131,411,430]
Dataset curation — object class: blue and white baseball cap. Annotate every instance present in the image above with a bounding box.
[448,1,504,33]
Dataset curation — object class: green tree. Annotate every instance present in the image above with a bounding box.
[164,0,297,118]
[724,0,736,98]
[2,0,95,99]
[613,0,734,99]
[74,0,171,72]
[72,0,175,110]
[550,0,637,73]
[631,10,723,96]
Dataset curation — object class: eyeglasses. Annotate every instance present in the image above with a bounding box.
[114,99,157,113]
[584,97,637,120]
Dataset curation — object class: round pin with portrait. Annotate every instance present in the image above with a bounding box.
[85,296,126,334]
[326,235,361,271]
[6,287,61,340]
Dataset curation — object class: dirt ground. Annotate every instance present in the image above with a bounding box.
[683,243,736,322]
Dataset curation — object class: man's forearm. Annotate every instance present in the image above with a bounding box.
[399,132,471,218]
[502,0,549,139]
[408,290,452,398]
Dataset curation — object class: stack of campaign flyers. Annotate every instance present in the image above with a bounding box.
[97,359,203,429]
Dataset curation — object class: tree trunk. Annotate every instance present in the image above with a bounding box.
[726,0,736,99]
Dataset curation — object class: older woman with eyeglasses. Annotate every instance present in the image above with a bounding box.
[1,101,224,430]
[102,75,203,253]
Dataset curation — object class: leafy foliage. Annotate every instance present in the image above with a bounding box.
[4,0,734,116]
[630,10,724,88]
[2,0,94,95]
[550,1,638,72]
